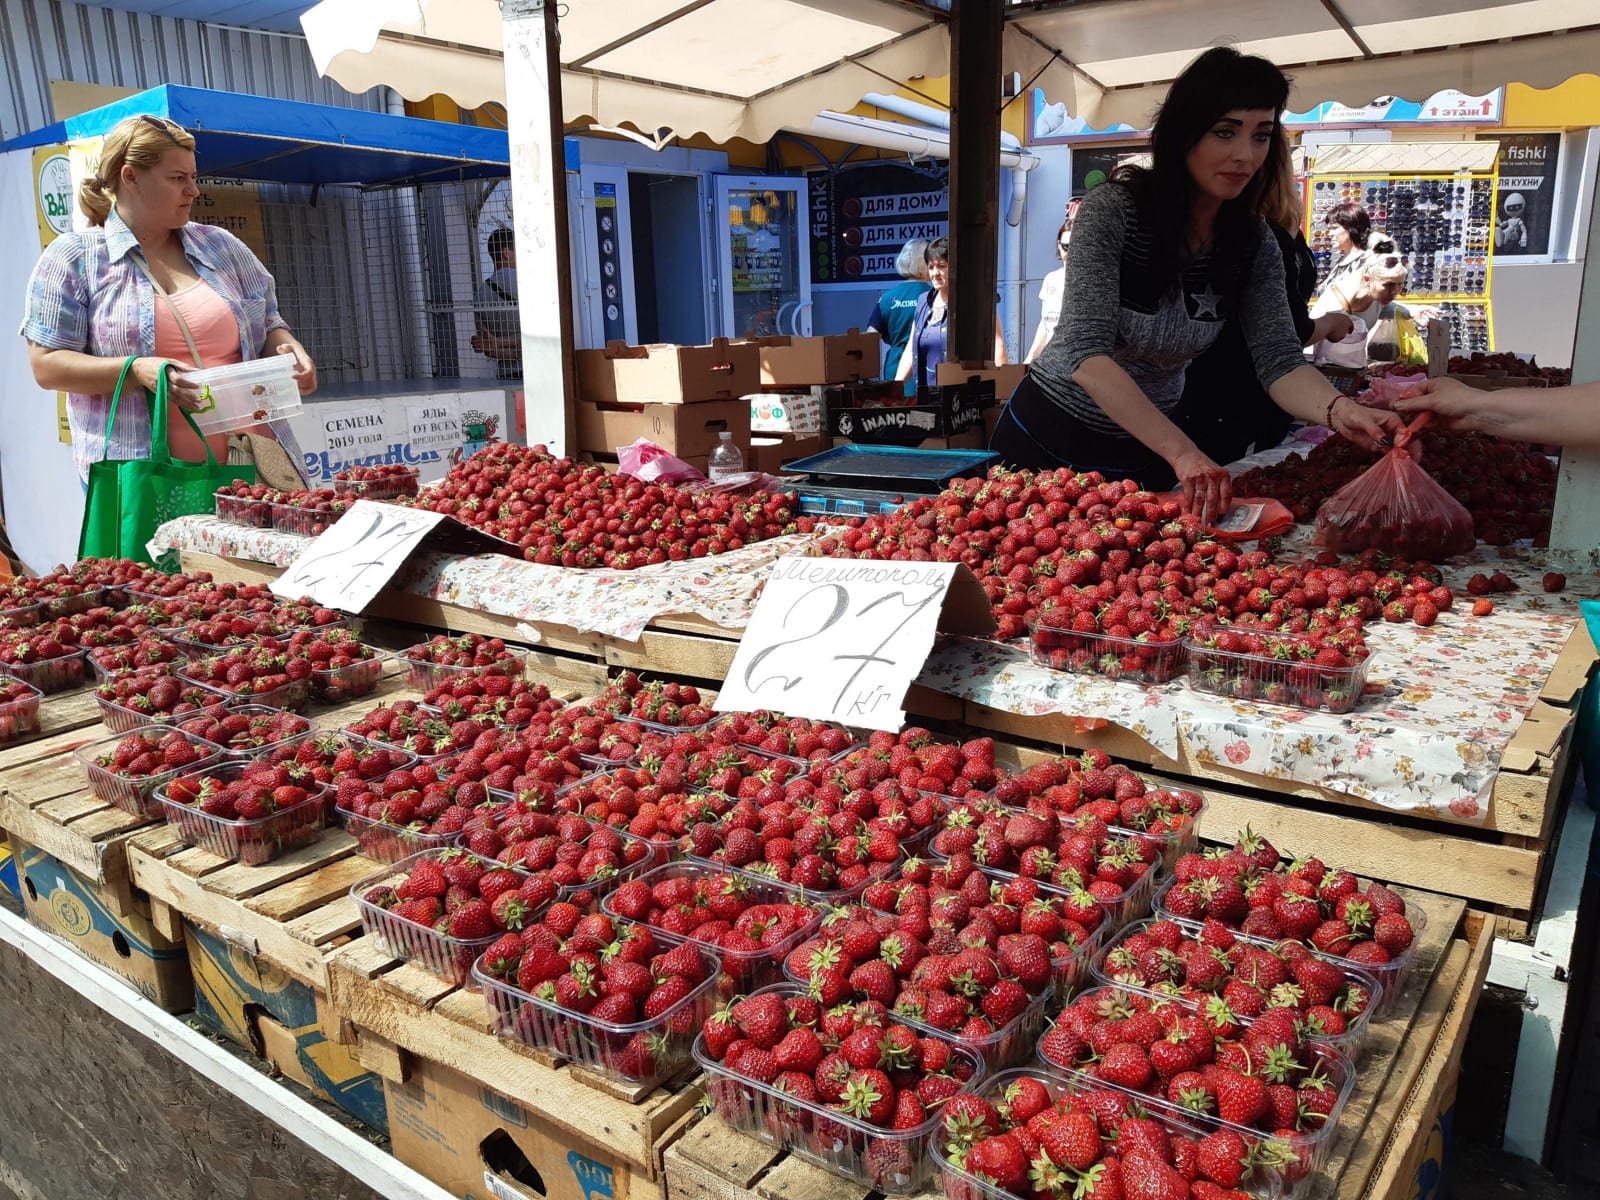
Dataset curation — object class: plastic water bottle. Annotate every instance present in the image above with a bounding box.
[708,431,744,482]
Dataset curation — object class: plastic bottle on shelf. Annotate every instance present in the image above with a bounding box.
[708,431,744,482]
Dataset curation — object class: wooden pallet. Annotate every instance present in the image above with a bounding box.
[326,937,704,1176]
[663,891,1480,1200]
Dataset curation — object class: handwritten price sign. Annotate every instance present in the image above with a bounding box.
[715,556,995,731]
[270,500,446,611]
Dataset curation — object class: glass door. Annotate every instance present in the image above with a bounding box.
[713,175,811,338]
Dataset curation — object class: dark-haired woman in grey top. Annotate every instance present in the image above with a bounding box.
[990,47,1399,522]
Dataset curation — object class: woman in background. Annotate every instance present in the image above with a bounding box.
[866,239,931,381]
[1311,236,1409,369]
[1322,200,1371,295]
[1025,216,1074,364]
[894,237,1008,392]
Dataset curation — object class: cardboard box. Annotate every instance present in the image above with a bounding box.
[754,330,881,387]
[13,837,191,1010]
[749,390,824,435]
[384,1055,663,1200]
[576,339,758,406]
[826,380,995,447]
[936,361,1028,402]
[576,397,750,461]
[185,920,388,1133]
[748,433,828,474]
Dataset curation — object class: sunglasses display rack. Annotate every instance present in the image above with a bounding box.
[1432,301,1494,355]
[1306,173,1497,303]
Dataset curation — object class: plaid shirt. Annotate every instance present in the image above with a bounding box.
[21,208,293,482]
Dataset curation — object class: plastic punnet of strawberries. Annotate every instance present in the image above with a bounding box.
[422,670,563,727]
[782,901,1055,1069]
[716,711,858,763]
[88,635,184,676]
[935,1068,1306,1200]
[359,848,541,982]
[861,855,1106,999]
[596,673,717,729]
[282,627,385,703]
[260,732,415,788]
[1095,916,1379,1046]
[606,865,823,995]
[810,729,1007,802]
[556,768,730,847]
[0,677,42,744]
[344,701,504,759]
[179,645,306,708]
[698,984,980,1191]
[989,750,1203,860]
[473,907,716,1084]
[95,665,229,727]
[457,805,656,906]
[168,705,312,755]
[157,760,332,864]
[1157,829,1418,973]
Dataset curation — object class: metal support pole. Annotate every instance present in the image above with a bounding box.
[501,0,578,454]
[1549,138,1600,550]
[947,0,1004,365]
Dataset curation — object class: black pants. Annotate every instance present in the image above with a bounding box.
[1174,323,1293,465]
[988,372,1178,491]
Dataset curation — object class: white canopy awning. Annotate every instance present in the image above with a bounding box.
[301,0,951,145]
[303,0,1600,144]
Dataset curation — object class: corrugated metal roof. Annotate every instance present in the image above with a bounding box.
[76,1,311,32]
[0,0,381,142]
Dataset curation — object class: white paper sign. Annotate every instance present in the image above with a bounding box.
[715,556,966,731]
[408,399,462,453]
[270,500,446,611]
[321,405,388,457]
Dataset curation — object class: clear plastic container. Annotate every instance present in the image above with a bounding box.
[1035,1012,1357,1197]
[272,500,347,537]
[310,654,386,704]
[1184,632,1373,714]
[403,646,529,693]
[694,983,985,1195]
[191,704,316,760]
[598,862,824,998]
[352,848,530,985]
[332,467,421,500]
[87,642,186,679]
[1025,614,1187,686]
[94,682,232,735]
[473,932,719,1087]
[618,711,727,737]
[1151,876,1427,1013]
[74,728,228,818]
[0,648,87,695]
[930,832,1164,930]
[933,1067,1294,1200]
[178,667,311,714]
[685,850,900,907]
[185,355,301,434]
[0,677,44,745]
[338,802,463,864]
[34,588,108,619]
[1087,917,1384,1060]
[213,489,278,528]
[0,603,40,628]
[154,766,333,864]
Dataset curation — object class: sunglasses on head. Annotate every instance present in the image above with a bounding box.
[138,114,186,145]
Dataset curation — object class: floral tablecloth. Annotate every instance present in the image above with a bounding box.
[149,515,811,641]
[151,515,1591,825]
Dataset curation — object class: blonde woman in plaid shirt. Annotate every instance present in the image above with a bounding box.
[21,114,316,486]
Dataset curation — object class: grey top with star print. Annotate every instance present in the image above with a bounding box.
[1030,182,1308,436]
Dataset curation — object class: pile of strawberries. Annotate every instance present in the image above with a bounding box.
[1096,918,1377,1041]
[784,901,1054,1052]
[415,443,814,569]
[422,670,563,728]
[720,711,858,762]
[1233,430,1556,547]
[701,987,978,1188]
[1,558,163,608]
[607,866,821,992]
[1041,985,1343,1140]
[937,1071,1299,1200]
[477,907,714,1081]
[1159,830,1417,968]
[169,706,311,755]
[95,665,227,730]
[1448,352,1570,386]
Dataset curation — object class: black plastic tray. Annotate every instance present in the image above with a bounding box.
[781,444,997,491]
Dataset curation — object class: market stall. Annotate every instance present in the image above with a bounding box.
[0,84,520,572]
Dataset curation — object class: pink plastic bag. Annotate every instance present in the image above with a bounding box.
[1314,414,1475,559]
[616,439,706,484]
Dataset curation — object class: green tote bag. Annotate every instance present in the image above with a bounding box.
[78,357,256,570]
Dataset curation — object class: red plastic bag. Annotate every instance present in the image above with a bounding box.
[1314,414,1475,558]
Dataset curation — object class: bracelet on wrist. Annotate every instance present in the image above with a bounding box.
[1325,396,1341,429]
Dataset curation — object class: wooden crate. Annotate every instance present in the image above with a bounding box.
[326,937,703,1176]
[664,892,1481,1200]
